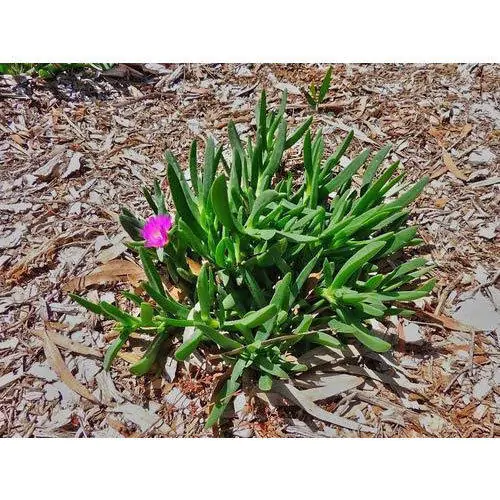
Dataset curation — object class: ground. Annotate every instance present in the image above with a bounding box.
[0,63,499,438]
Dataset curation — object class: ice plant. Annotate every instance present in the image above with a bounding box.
[141,214,173,248]
[71,89,434,429]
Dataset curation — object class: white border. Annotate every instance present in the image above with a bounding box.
[1,1,498,62]
[1,439,497,499]
[1,2,498,499]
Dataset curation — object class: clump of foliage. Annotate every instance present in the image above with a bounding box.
[303,65,332,110]
[0,63,113,79]
[71,90,433,427]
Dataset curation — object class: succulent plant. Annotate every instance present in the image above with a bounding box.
[71,90,433,427]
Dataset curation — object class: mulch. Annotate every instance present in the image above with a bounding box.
[0,63,498,437]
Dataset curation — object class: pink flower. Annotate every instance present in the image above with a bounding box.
[141,214,173,248]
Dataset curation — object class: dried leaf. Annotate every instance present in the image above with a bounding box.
[63,259,146,291]
[304,271,322,296]
[96,371,125,404]
[299,373,364,401]
[186,257,202,276]
[167,283,185,302]
[428,127,446,144]
[434,197,448,208]
[97,242,127,263]
[33,329,102,357]
[11,133,25,145]
[272,380,376,433]
[459,123,473,139]
[117,350,143,364]
[34,154,62,179]
[42,330,100,404]
[297,346,352,370]
[430,165,447,180]
[106,417,131,436]
[443,151,468,181]
[330,363,427,394]
[417,309,473,332]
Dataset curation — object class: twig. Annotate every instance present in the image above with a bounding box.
[207,328,338,360]
[61,111,85,140]
[469,270,500,294]
[434,276,461,316]
[443,366,472,394]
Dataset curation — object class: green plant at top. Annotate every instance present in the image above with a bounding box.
[71,89,433,428]
[303,66,332,110]
[0,63,113,79]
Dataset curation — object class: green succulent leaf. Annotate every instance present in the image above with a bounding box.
[318,66,332,103]
[71,86,434,402]
[70,293,105,316]
[211,175,244,233]
[258,374,273,391]
[104,335,127,371]
[225,304,278,330]
[323,147,371,195]
[197,263,212,321]
[320,130,354,181]
[330,241,386,289]
[362,144,392,188]
[174,329,204,361]
[285,117,313,150]
[130,326,169,376]
[166,151,204,238]
[205,357,247,428]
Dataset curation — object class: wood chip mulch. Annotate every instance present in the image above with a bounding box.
[1,63,499,437]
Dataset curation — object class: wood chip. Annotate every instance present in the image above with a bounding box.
[470,176,500,188]
[0,370,23,390]
[110,403,162,433]
[62,152,84,178]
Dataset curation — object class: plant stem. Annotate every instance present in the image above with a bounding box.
[207,327,336,360]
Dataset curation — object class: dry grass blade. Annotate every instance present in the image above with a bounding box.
[33,329,103,357]
[63,259,146,291]
[42,330,101,404]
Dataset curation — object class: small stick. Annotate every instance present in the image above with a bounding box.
[207,328,338,360]
[434,276,461,316]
